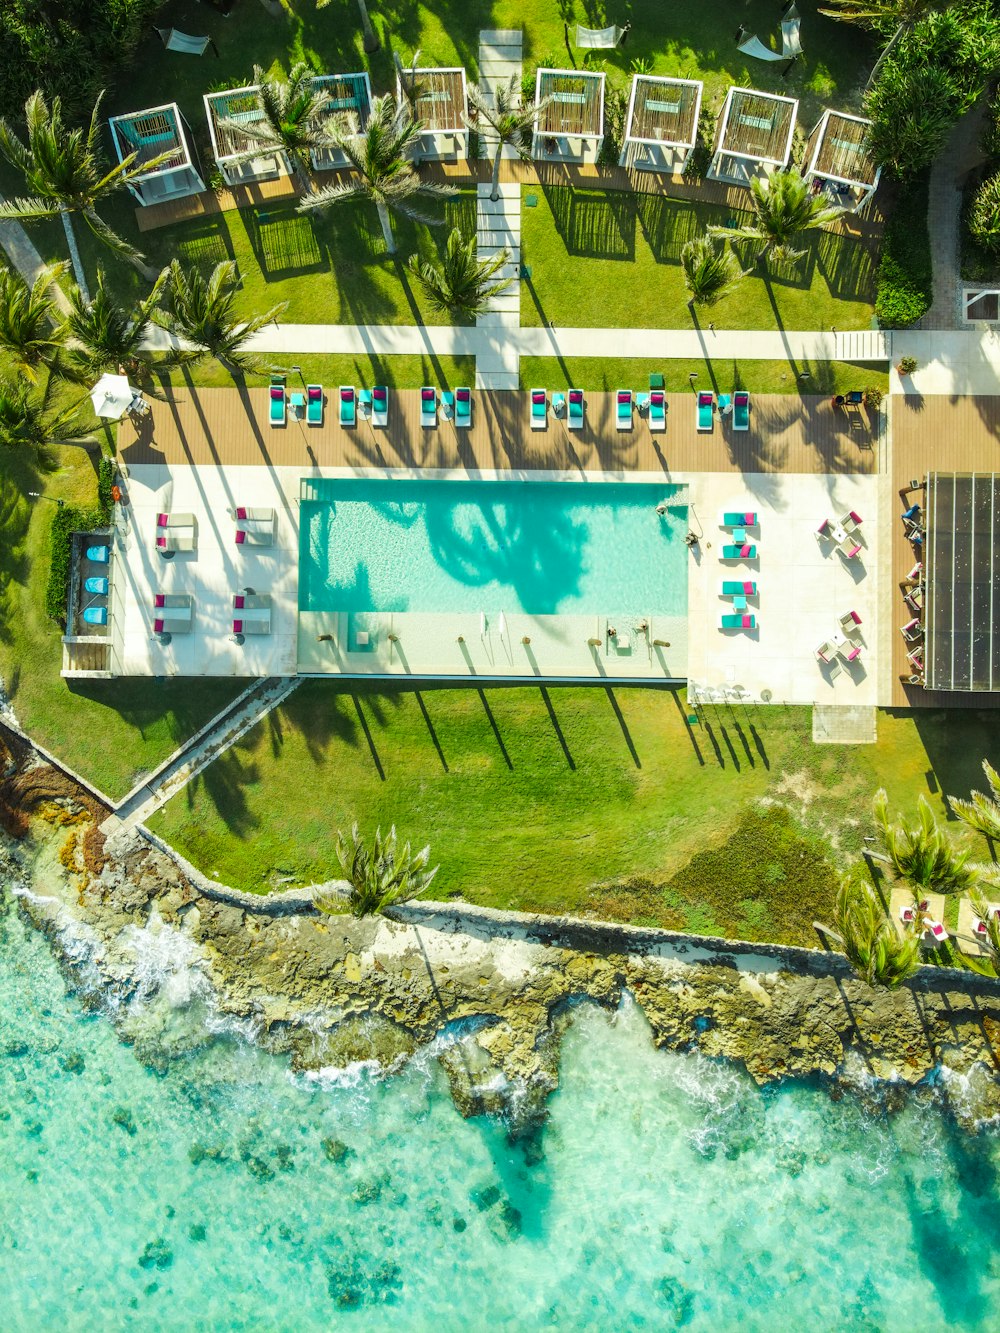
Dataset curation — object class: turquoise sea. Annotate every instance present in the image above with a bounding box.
[3,882,1000,1331]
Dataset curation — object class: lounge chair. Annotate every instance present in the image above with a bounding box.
[925,920,948,943]
[372,385,388,427]
[236,524,275,548]
[616,390,632,431]
[157,512,195,528]
[649,390,666,432]
[269,385,287,427]
[900,618,923,642]
[697,391,714,432]
[720,613,755,630]
[840,539,863,559]
[156,532,196,553]
[530,389,547,430]
[455,387,472,428]
[339,386,356,427]
[841,510,862,532]
[306,385,324,426]
[441,390,455,420]
[816,641,834,662]
[232,594,272,636]
[233,593,271,612]
[420,387,437,427]
[721,543,756,559]
[837,643,862,663]
[82,606,107,627]
[732,390,750,432]
[235,507,274,522]
[84,576,108,595]
[816,518,831,539]
[86,545,109,564]
[152,593,193,633]
[839,610,862,632]
[567,389,584,430]
[723,511,757,528]
[722,580,756,596]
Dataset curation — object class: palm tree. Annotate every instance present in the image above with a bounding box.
[0,263,67,382]
[315,823,438,919]
[816,878,922,988]
[0,91,171,294]
[160,260,287,379]
[950,759,1000,849]
[709,169,844,269]
[60,267,195,384]
[969,888,1000,970]
[818,0,952,89]
[298,94,455,255]
[215,62,330,192]
[680,236,742,309]
[0,378,94,454]
[407,227,513,318]
[465,75,553,202]
[873,788,978,897]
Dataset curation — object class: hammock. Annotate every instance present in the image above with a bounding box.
[154,27,218,57]
[780,17,803,59]
[737,32,785,62]
[575,24,623,49]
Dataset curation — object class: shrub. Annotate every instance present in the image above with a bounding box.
[969,170,1000,255]
[875,176,932,328]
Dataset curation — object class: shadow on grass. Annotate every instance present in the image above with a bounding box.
[541,184,636,260]
[0,449,41,648]
[245,206,325,279]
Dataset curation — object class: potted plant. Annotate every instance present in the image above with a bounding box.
[897,355,918,376]
[862,385,883,410]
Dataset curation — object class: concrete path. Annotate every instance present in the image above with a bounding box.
[0,205,72,315]
[101,675,300,835]
[919,99,989,331]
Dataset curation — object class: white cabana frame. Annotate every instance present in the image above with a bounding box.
[310,72,374,170]
[396,66,468,161]
[109,103,205,206]
[803,110,881,213]
[707,86,798,187]
[532,68,606,165]
[204,85,287,186]
[620,75,703,173]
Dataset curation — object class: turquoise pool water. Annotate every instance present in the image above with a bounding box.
[4,882,1000,1330]
[299,479,688,615]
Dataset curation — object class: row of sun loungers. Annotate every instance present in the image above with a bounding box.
[271,383,325,427]
[151,592,273,638]
[154,509,277,554]
[718,511,759,630]
[698,390,750,434]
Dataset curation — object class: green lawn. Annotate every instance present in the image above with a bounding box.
[520,357,888,396]
[147,683,999,947]
[154,353,476,392]
[522,187,878,331]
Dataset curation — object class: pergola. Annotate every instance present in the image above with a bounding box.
[621,76,702,173]
[310,73,374,170]
[532,69,606,165]
[396,66,468,161]
[708,87,797,186]
[803,111,881,212]
[204,86,286,186]
[923,472,1000,692]
[109,104,205,206]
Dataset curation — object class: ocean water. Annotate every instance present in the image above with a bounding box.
[299,480,688,615]
[3,885,1000,1331]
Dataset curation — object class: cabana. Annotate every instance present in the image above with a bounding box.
[397,66,468,161]
[532,69,605,165]
[108,104,205,206]
[620,76,702,173]
[204,85,287,185]
[707,87,797,186]
[803,111,881,213]
[310,73,373,170]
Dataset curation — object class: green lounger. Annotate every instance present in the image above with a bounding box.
[306,385,324,425]
[721,580,757,595]
[723,511,757,527]
[339,386,356,426]
[269,385,286,427]
[720,613,756,629]
[733,391,750,432]
[568,389,584,429]
[455,388,472,427]
[721,544,756,559]
[697,391,714,432]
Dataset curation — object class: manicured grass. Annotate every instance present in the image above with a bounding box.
[0,440,244,799]
[147,684,999,946]
[520,357,889,396]
[155,353,477,391]
[522,187,878,331]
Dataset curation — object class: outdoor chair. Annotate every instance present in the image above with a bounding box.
[839,610,862,632]
[152,593,193,633]
[236,507,274,522]
[721,543,756,560]
[269,385,287,427]
[723,511,757,528]
[648,390,666,431]
[372,385,388,427]
[567,389,584,430]
[157,512,195,528]
[306,385,324,426]
[616,390,633,431]
[339,386,356,427]
[900,618,923,642]
[156,532,196,553]
[816,518,831,539]
[84,576,109,596]
[721,580,756,597]
[720,613,755,630]
[82,606,107,627]
[697,391,714,432]
[530,389,548,430]
[420,387,437,427]
[86,545,109,564]
[837,643,862,663]
[732,391,750,432]
[839,537,863,559]
[455,388,472,428]
[815,641,834,662]
[841,510,862,532]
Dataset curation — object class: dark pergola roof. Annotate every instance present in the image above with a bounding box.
[925,472,1000,691]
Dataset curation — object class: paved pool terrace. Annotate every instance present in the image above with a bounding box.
[108,386,885,702]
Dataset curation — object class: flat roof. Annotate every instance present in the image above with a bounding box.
[399,67,466,132]
[717,87,797,164]
[205,86,266,161]
[109,103,189,174]
[535,69,605,138]
[625,76,701,149]
[312,73,372,132]
[805,111,879,187]
[925,472,1000,691]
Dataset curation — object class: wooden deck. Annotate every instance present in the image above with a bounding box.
[891,396,1000,707]
[135,175,299,233]
[118,387,879,476]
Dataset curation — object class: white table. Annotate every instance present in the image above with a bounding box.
[830,523,848,544]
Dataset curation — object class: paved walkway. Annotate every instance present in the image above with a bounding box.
[101,675,300,835]
[0,205,72,315]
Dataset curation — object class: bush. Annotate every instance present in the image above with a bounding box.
[44,456,115,622]
[969,169,1000,254]
[876,176,933,328]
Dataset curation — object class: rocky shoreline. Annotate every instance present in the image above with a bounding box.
[3,725,1000,1132]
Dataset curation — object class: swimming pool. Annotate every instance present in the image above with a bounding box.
[299,478,688,616]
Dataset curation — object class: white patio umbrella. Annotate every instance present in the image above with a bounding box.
[90,373,135,420]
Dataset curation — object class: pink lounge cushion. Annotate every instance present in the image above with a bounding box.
[849,511,862,524]
[975,919,988,935]
[569,390,583,403]
[847,647,861,661]
[270,387,284,401]
[457,389,470,402]
[154,618,164,633]
[308,386,322,401]
[743,581,753,593]
[232,620,243,633]
[742,615,752,628]
[157,513,168,527]
[849,545,862,558]
[156,536,166,548]
[235,530,246,545]
[421,388,435,403]
[236,507,247,520]
[532,391,545,403]
[374,387,387,403]
[740,545,751,557]
[154,594,165,608]
[698,392,713,406]
[341,388,354,402]
[233,595,245,609]
[617,391,631,404]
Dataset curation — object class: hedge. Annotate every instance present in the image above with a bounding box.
[875,175,933,329]
[44,456,115,622]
